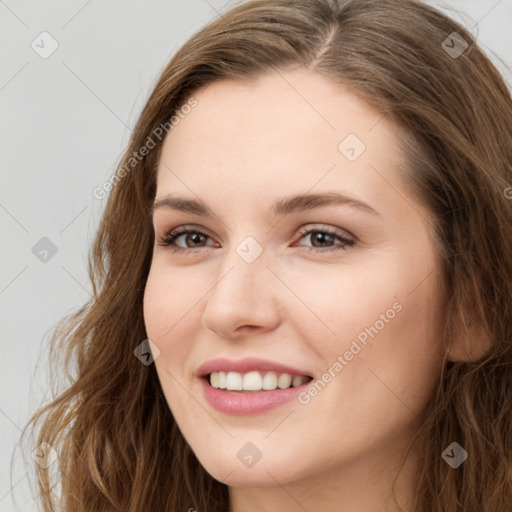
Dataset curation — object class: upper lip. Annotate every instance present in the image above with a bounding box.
[196,357,312,378]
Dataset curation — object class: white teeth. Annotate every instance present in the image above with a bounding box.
[210,372,219,388]
[262,371,278,390]
[277,373,292,389]
[243,371,263,390]
[208,371,310,391]
[225,371,243,390]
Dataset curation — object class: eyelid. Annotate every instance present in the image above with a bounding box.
[296,223,354,240]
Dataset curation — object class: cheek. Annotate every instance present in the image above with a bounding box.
[143,263,209,389]
[143,268,197,420]
[142,263,200,340]
[338,275,445,425]
[278,257,400,345]
[293,251,444,404]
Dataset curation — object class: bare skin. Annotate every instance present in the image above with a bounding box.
[143,68,450,512]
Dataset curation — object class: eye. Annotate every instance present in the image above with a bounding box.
[157,226,219,253]
[157,224,355,254]
[293,225,355,252]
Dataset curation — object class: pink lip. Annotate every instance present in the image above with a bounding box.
[195,357,312,378]
[195,357,313,415]
[198,377,312,415]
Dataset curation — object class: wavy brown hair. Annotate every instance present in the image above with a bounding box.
[18,0,512,510]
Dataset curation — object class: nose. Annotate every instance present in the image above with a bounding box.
[201,245,282,339]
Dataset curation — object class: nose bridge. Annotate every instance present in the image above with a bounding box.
[210,234,269,305]
[201,234,281,334]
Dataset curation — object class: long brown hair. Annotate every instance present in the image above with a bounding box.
[20,0,512,510]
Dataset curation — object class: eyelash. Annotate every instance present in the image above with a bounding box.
[157,225,355,254]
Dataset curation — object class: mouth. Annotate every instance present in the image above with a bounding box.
[203,370,313,392]
[199,371,314,415]
[195,357,315,414]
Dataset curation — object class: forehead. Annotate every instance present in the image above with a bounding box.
[156,69,410,219]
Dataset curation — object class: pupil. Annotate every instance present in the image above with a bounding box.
[189,233,203,246]
[313,232,333,247]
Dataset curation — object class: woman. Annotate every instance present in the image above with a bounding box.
[24,0,512,510]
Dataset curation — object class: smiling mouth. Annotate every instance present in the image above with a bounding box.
[204,370,313,392]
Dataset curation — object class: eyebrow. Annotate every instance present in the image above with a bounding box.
[151,191,380,218]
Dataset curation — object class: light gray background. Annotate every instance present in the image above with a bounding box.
[1,1,511,510]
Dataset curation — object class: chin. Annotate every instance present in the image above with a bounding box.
[190,440,311,488]
[201,458,283,488]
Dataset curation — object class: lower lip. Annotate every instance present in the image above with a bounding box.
[199,377,311,415]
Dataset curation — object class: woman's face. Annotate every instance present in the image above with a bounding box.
[143,68,446,493]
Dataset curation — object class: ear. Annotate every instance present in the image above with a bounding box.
[446,310,493,363]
